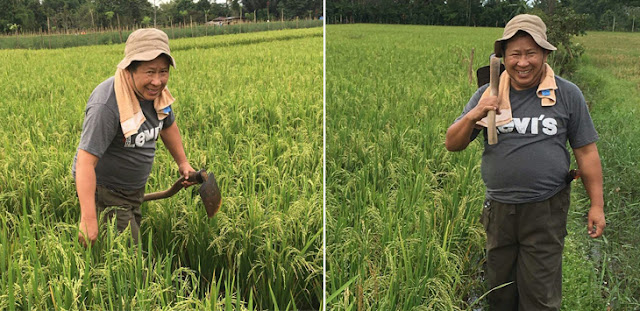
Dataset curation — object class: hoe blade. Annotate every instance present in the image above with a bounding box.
[199,172,222,218]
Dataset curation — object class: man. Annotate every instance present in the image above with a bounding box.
[445,14,605,310]
[73,28,195,247]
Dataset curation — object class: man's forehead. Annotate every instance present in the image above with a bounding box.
[138,57,170,69]
[505,35,542,51]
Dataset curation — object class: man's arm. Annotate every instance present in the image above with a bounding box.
[76,149,99,247]
[445,94,499,151]
[573,142,605,238]
[160,122,196,186]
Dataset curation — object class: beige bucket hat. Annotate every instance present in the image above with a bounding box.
[117,28,176,70]
[494,14,557,57]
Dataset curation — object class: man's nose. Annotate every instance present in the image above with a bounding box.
[150,74,162,86]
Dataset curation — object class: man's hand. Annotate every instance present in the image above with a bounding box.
[78,216,98,247]
[587,206,606,238]
[445,94,501,151]
[179,162,197,188]
[468,94,500,122]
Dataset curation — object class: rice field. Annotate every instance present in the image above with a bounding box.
[0,27,322,310]
[326,24,637,310]
[326,24,499,310]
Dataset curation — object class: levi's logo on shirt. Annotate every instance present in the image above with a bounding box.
[497,116,558,135]
[123,121,164,148]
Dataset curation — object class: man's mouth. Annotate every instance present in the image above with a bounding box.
[517,69,531,75]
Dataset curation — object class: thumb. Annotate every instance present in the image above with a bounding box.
[587,218,594,235]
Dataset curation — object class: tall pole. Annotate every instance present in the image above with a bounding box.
[154,0,157,28]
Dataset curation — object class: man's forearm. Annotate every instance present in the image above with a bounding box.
[76,162,97,220]
[161,122,188,166]
[445,115,475,151]
[574,143,604,208]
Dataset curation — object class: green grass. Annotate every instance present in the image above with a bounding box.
[0,28,322,310]
[563,31,640,310]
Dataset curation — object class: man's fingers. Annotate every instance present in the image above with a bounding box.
[78,231,88,248]
[588,218,605,238]
[78,232,85,247]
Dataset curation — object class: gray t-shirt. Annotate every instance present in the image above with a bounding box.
[456,76,598,204]
[72,76,175,189]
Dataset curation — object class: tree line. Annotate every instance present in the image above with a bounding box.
[1,0,322,34]
[327,0,640,32]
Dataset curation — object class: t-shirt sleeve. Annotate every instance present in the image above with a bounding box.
[162,106,175,129]
[454,84,488,142]
[566,85,599,149]
[77,102,119,158]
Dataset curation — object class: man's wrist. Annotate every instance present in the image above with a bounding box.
[81,214,97,222]
[589,204,604,211]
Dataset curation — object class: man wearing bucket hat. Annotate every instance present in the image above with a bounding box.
[73,28,196,246]
[445,14,605,310]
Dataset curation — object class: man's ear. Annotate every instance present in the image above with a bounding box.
[543,49,550,62]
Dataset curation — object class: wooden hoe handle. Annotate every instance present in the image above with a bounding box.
[487,55,500,145]
[143,170,207,202]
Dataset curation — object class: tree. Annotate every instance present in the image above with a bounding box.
[142,16,152,27]
[105,11,114,28]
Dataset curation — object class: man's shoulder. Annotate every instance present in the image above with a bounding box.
[87,76,117,109]
[554,75,582,93]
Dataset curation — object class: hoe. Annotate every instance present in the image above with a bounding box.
[144,169,222,218]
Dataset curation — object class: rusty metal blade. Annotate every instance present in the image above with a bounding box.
[199,172,222,218]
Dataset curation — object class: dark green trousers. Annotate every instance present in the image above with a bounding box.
[481,185,570,311]
[95,185,145,245]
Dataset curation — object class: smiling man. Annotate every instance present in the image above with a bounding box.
[445,14,605,310]
[72,28,195,247]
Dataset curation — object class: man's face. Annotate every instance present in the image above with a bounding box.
[503,34,548,91]
[131,55,170,101]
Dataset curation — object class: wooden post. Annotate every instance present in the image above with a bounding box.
[190,16,194,37]
[90,9,95,30]
[468,48,474,85]
[613,15,616,32]
[47,17,51,49]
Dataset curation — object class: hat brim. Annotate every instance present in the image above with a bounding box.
[117,50,176,70]
[494,29,557,57]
